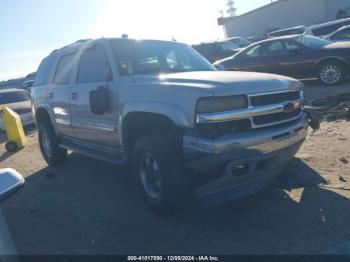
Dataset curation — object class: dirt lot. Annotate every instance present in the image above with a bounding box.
[1,82,350,255]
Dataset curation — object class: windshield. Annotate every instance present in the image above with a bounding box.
[220,41,238,50]
[230,38,251,47]
[110,39,216,75]
[0,91,30,104]
[295,35,331,49]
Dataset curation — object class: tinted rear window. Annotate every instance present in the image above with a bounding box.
[33,55,56,86]
[0,91,31,104]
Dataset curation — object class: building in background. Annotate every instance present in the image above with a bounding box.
[219,0,350,39]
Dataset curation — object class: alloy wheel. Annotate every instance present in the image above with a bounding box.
[320,64,342,85]
[139,153,162,199]
[41,129,52,158]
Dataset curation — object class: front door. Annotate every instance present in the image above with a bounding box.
[70,43,120,149]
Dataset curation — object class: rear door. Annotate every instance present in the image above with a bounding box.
[70,42,120,149]
[261,40,291,76]
[235,44,265,72]
[48,51,77,137]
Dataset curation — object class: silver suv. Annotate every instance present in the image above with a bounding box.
[32,38,309,211]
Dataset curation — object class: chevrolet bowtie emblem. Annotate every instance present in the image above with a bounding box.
[283,101,301,113]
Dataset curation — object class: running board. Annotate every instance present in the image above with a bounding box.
[59,138,128,165]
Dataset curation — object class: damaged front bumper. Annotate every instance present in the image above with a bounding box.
[183,114,309,204]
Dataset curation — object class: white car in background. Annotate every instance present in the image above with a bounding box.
[323,25,350,42]
[0,89,34,130]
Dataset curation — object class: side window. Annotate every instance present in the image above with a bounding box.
[34,55,57,86]
[312,23,344,37]
[285,41,302,52]
[78,44,111,83]
[331,28,350,40]
[245,45,262,58]
[262,41,287,56]
[220,42,235,52]
[53,53,76,85]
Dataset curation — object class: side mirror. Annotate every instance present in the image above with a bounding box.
[22,80,34,89]
[89,86,109,115]
[0,168,25,203]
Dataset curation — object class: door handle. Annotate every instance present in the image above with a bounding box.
[48,92,53,99]
[71,92,77,100]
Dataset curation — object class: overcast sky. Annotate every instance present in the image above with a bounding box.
[0,0,271,81]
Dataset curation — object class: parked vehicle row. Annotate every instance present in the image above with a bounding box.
[194,18,350,86]
[192,37,250,63]
[266,17,350,39]
[268,26,306,38]
[214,35,350,85]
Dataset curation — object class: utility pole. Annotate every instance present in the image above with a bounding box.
[226,0,237,17]
[219,9,227,38]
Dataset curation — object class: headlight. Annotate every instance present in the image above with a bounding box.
[196,95,248,113]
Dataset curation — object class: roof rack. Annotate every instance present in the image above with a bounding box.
[50,39,92,54]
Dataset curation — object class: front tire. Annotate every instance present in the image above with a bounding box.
[38,118,67,166]
[318,62,344,85]
[132,133,188,212]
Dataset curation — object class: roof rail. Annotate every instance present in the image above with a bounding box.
[50,39,92,54]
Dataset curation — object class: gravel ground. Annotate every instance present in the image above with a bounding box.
[303,79,350,100]
[0,82,350,255]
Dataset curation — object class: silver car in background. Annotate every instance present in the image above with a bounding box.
[0,89,34,130]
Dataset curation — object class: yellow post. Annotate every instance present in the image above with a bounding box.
[0,106,27,151]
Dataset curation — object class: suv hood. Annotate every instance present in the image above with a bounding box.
[147,71,301,96]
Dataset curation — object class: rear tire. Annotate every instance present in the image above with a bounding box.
[318,61,345,86]
[38,118,67,166]
[132,133,188,212]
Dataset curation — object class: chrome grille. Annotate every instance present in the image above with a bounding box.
[196,90,304,131]
[250,90,301,107]
[248,90,303,128]
[253,108,301,126]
